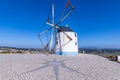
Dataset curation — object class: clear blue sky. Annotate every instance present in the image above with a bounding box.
[0,0,120,48]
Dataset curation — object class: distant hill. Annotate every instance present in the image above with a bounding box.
[0,46,40,50]
[0,46,17,49]
[79,48,120,55]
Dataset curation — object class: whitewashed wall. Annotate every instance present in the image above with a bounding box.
[55,32,78,55]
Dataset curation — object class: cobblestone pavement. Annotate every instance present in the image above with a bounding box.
[0,54,120,80]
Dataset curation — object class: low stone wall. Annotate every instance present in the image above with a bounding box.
[118,56,120,62]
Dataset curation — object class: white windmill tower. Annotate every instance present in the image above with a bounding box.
[38,0,78,55]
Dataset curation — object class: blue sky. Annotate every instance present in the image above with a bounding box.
[0,0,120,48]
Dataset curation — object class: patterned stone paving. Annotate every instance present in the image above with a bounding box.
[0,54,120,80]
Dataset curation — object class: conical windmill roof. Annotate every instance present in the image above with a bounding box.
[58,26,73,32]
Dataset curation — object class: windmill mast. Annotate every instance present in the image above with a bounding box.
[49,3,55,52]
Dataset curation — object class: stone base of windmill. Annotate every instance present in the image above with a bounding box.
[55,52,78,56]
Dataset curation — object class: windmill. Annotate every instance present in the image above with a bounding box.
[38,0,78,55]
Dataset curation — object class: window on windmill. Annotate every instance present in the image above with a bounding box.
[75,42,77,45]
[75,33,76,37]
[57,41,58,45]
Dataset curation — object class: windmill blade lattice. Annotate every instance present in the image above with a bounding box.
[38,0,74,54]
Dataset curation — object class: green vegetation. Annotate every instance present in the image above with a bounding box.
[1,46,120,56]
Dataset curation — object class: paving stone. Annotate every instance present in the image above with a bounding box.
[0,54,120,80]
